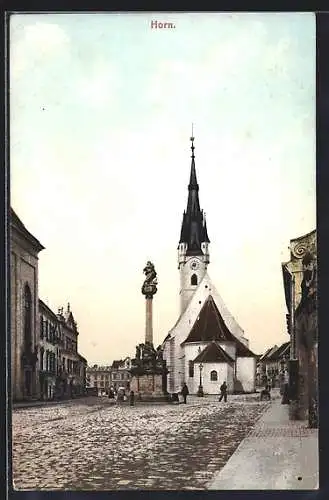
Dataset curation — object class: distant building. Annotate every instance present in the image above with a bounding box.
[56,304,87,398]
[282,229,318,426]
[86,365,112,394]
[111,357,131,390]
[11,209,44,401]
[258,342,290,388]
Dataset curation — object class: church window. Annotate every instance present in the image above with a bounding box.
[189,361,194,377]
[210,370,218,381]
[23,284,32,352]
[191,274,198,286]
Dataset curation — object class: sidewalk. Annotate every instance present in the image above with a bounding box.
[12,397,95,410]
[207,399,319,490]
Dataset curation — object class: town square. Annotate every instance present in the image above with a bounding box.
[10,12,317,491]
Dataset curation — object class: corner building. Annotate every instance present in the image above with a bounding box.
[11,209,44,401]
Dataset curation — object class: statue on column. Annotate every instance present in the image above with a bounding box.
[142,261,158,298]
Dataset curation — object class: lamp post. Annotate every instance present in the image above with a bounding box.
[197,362,204,397]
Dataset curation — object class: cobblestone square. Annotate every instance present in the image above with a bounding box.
[12,396,268,491]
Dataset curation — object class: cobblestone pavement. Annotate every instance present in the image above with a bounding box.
[12,395,269,491]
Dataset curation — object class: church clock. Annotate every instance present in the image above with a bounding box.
[190,260,200,271]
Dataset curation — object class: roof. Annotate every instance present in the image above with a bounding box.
[77,353,88,363]
[112,360,124,369]
[193,341,234,364]
[39,299,58,321]
[183,295,256,357]
[259,345,278,361]
[11,208,45,252]
[267,341,290,361]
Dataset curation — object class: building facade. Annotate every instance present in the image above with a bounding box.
[162,137,256,394]
[111,357,131,391]
[257,342,290,388]
[56,304,87,398]
[11,209,44,401]
[282,229,318,426]
[86,365,112,394]
[39,299,60,400]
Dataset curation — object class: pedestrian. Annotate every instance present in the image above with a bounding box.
[108,387,115,399]
[181,382,189,404]
[281,369,290,405]
[129,390,135,406]
[219,381,228,402]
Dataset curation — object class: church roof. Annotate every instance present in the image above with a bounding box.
[183,295,255,357]
[193,341,234,364]
[179,136,210,253]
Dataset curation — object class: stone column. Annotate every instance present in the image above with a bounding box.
[145,297,153,344]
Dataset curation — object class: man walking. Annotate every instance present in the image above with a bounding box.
[181,382,189,404]
[219,381,228,402]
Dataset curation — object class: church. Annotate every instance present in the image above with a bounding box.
[162,136,257,395]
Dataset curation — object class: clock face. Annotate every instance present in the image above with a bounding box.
[190,260,200,271]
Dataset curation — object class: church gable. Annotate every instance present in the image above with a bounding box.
[183,295,255,358]
[184,295,233,343]
[167,272,247,345]
[193,341,234,364]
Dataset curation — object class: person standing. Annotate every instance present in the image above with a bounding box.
[219,381,228,402]
[181,382,189,404]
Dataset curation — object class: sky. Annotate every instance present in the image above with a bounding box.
[10,12,316,365]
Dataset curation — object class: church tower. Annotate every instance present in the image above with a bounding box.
[178,135,210,313]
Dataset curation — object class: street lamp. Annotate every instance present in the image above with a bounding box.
[197,362,204,397]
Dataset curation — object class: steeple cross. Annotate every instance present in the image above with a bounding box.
[190,123,195,156]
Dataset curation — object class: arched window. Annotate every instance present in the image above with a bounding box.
[23,284,32,351]
[210,370,218,381]
[191,274,198,286]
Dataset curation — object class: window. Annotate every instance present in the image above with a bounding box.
[40,348,44,371]
[210,370,218,381]
[189,361,194,378]
[40,317,44,339]
[191,274,198,286]
[23,284,32,351]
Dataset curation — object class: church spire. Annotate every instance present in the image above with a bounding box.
[188,128,198,189]
[179,133,210,254]
[186,134,200,215]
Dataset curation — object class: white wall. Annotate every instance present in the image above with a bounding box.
[184,341,209,393]
[192,362,229,394]
[179,255,207,314]
[218,341,236,360]
[236,357,256,392]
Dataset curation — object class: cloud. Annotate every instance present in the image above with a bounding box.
[10,21,70,78]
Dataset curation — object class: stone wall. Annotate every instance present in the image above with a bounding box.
[130,373,164,399]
